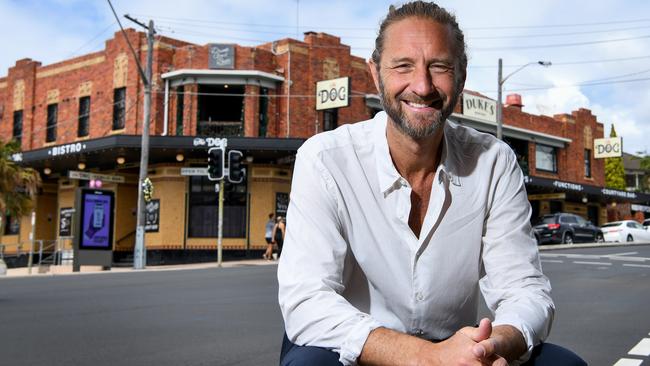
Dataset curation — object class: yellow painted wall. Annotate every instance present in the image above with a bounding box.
[248,165,292,250]
[146,166,186,249]
[57,180,77,250]
[114,182,138,251]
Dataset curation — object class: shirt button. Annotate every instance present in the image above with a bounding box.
[413,328,424,337]
[415,292,424,301]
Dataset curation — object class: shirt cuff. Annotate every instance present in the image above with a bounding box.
[338,314,382,366]
[492,314,535,365]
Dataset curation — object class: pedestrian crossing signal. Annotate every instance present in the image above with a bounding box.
[207,147,224,181]
[228,150,244,183]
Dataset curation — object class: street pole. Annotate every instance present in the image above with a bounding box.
[133,20,154,270]
[497,58,503,140]
[217,180,224,267]
[496,59,551,140]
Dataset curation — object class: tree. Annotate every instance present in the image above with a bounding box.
[0,140,41,236]
[636,150,650,192]
[604,125,626,190]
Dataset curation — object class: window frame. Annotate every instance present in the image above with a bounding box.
[535,143,558,173]
[112,87,126,130]
[78,96,91,137]
[46,103,58,143]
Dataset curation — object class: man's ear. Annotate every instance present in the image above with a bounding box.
[368,59,381,93]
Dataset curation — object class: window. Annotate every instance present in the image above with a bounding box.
[197,85,244,136]
[46,104,58,143]
[323,109,338,131]
[584,149,591,178]
[188,175,247,238]
[112,87,126,130]
[535,144,557,173]
[4,215,20,235]
[78,96,90,137]
[13,110,23,141]
[560,215,577,224]
[175,86,184,136]
[258,87,269,137]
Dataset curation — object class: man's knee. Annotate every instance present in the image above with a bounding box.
[525,342,587,366]
[280,334,342,366]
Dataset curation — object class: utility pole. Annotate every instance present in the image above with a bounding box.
[217,180,224,267]
[106,2,155,269]
[133,19,154,270]
[496,59,552,140]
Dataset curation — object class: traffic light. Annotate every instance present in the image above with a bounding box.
[228,150,244,183]
[207,147,224,181]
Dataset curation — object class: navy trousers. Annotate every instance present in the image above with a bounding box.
[280,333,587,365]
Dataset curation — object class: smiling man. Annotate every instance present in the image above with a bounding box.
[278,2,585,365]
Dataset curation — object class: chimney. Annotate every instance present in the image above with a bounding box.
[505,93,523,110]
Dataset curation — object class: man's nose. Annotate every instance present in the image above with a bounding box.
[410,66,434,97]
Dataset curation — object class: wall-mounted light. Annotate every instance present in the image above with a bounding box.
[581,196,588,204]
[176,153,185,162]
[77,162,86,170]
[116,156,126,165]
[224,84,229,89]
[245,156,254,163]
[43,167,52,175]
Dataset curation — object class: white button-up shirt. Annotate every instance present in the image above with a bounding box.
[278,112,554,365]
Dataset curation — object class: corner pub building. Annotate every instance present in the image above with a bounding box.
[1,29,649,266]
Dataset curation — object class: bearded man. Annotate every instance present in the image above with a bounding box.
[278,2,586,365]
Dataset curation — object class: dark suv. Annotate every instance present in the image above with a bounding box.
[533,213,604,245]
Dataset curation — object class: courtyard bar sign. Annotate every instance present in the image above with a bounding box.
[462,93,496,123]
[316,77,350,110]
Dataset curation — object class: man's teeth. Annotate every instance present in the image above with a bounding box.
[407,101,431,108]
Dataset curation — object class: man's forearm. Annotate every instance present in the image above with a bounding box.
[490,325,527,362]
[358,327,433,366]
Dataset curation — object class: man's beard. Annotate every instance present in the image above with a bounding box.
[378,76,459,139]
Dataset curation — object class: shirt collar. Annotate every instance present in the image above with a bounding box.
[373,112,461,196]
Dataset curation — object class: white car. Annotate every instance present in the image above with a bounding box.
[644,219,650,231]
[601,220,650,242]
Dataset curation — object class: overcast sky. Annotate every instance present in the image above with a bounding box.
[1,0,649,155]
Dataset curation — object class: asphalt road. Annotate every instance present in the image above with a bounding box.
[1,244,649,366]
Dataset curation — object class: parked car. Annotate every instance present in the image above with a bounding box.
[600,220,650,242]
[643,218,650,230]
[533,213,604,245]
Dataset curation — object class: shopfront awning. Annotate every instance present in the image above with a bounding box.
[524,175,650,204]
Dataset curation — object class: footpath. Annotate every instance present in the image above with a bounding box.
[2,241,649,279]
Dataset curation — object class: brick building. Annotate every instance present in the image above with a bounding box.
[1,29,649,265]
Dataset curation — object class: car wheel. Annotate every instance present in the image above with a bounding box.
[596,233,604,243]
[627,234,634,242]
[563,233,574,244]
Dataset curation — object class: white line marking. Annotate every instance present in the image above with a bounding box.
[609,257,649,263]
[541,259,564,263]
[573,261,612,266]
[623,264,650,268]
[629,338,650,356]
[613,358,643,366]
[604,252,638,257]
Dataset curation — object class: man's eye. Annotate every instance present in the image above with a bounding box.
[393,64,412,71]
[431,64,452,73]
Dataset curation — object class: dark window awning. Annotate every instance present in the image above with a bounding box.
[524,175,650,204]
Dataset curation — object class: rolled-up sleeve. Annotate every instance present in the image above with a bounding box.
[277,145,381,365]
[480,147,555,363]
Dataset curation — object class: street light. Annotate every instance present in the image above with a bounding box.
[497,59,552,140]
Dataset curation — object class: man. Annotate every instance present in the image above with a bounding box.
[278,2,585,365]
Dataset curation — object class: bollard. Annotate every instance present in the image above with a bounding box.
[0,258,7,276]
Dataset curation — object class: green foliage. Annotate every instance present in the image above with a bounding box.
[604,125,626,190]
[0,140,41,235]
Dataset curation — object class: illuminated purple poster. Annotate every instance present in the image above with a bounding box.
[80,193,112,249]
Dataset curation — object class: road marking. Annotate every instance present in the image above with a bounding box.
[629,338,650,356]
[623,264,650,268]
[541,259,563,263]
[604,252,639,257]
[573,261,612,266]
[613,358,643,366]
[610,257,649,263]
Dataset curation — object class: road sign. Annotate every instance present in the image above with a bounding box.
[69,171,125,183]
[180,167,208,176]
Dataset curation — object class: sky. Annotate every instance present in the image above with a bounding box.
[1,0,649,155]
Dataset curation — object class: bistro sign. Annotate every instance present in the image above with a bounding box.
[462,93,496,123]
[48,142,87,157]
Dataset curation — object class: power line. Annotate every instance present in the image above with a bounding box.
[469,55,650,69]
[472,34,650,51]
[478,76,650,93]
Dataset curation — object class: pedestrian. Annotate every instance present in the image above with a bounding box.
[277,2,585,365]
[263,213,275,260]
[272,216,286,259]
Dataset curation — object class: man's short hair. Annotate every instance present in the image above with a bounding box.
[372,1,468,87]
